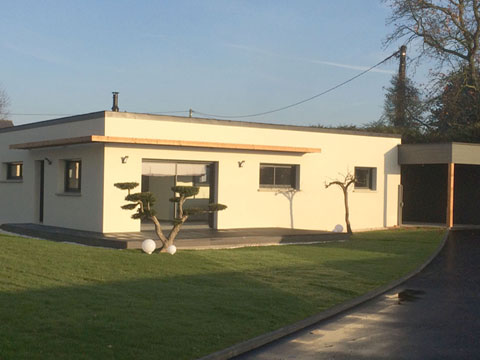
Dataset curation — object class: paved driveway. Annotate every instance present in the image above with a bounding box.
[236,230,480,360]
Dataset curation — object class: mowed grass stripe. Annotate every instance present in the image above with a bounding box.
[0,228,443,359]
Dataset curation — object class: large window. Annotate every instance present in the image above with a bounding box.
[7,162,23,180]
[354,167,376,190]
[259,164,298,189]
[65,160,81,192]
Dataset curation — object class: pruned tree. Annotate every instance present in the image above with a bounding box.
[115,182,227,252]
[325,173,356,235]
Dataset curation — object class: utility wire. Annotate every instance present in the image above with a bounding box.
[192,51,400,119]
[9,110,190,116]
[9,52,399,120]
[9,113,74,116]
[149,110,189,115]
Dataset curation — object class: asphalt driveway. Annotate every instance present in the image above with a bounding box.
[236,229,480,360]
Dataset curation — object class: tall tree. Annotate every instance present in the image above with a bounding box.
[429,65,480,140]
[381,74,426,129]
[0,86,10,121]
[385,0,480,90]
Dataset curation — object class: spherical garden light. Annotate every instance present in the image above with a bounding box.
[333,224,344,233]
[167,245,177,255]
[142,239,156,254]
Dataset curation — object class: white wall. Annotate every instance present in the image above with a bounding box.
[0,112,401,233]
[0,115,105,230]
[101,112,401,232]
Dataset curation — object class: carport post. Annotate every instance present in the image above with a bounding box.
[446,163,455,228]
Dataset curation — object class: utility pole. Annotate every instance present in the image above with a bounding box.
[112,92,119,112]
[395,45,407,127]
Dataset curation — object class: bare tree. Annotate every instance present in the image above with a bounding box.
[115,182,226,252]
[385,0,480,89]
[0,87,10,121]
[325,173,356,235]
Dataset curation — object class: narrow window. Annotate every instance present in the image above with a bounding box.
[260,164,298,189]
[354,167,376,190]
[7,162,23,180]
[65,160,81,192]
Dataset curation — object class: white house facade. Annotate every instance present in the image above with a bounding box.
[0,111,401,233]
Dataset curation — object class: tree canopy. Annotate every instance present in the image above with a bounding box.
[380,0,480,142]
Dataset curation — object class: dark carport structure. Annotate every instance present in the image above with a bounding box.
[399,142,480,228]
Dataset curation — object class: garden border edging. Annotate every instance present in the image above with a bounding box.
[197,229,450,360]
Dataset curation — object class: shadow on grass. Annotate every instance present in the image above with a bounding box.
[0,271,320,360]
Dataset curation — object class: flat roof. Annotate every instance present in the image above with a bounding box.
[10,135,322,154]
[0,110,402,139]
[398,142,480,165]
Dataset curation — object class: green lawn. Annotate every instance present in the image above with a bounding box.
[0,228,443,360]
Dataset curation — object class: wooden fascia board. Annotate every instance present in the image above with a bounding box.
[10,135,322,154]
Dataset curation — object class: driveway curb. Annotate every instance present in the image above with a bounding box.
[197,229,450,360]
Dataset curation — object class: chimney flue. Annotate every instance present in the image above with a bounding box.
[112,92,119,112]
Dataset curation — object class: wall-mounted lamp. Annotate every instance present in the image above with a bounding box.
[238,160,245,168]
[121,156,129,164]
[44,157,52,165]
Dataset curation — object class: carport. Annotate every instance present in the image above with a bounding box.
[398,142,480,227]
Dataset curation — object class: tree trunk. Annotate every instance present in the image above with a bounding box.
[150,215,168,249]
[157,215,189,252]
[343,188,353,235]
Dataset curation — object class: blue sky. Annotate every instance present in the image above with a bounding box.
[1,0,421,127]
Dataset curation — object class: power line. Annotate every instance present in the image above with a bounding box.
[9,110,190,117]
[9,52,399,120]
[10,113,74,116]
[149,110,189,115]
[192,51,400,119]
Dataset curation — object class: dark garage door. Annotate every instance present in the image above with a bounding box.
[402,164,480,226]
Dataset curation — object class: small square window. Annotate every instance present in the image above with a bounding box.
[65,160,81,192]
[354,167,376,190]
[7,162,23,180]
[260,164,299,189]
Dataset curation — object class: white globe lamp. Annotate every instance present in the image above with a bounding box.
[333,224,344,233]
[142,239,156,254]
[167,245,177,255]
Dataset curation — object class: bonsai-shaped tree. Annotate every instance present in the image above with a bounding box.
[325,172,355,235]
[114,182,227,252]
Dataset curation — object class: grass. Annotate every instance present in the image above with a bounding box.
[0,228,444,359]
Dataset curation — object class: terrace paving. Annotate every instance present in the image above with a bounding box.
[0,222,348,250]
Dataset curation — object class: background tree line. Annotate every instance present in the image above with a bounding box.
[320,0,480,144]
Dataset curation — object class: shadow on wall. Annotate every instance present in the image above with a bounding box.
[275,189,298,229]
[384,147,401,227]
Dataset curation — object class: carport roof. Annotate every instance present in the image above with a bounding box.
[398,142,480,165]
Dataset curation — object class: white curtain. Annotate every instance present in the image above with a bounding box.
[142,162,207,177]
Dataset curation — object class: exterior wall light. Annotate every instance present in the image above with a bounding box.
[121,156,129,164]
[238,160,245,168]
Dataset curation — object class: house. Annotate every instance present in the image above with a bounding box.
[0,110,401,233]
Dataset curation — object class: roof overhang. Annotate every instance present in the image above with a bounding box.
[10,135,322,154]
[398,142,480,165]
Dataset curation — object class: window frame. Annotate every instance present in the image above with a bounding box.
[64,160,82,193]
[259,163,299,190]
[6,162,23,180]
[354,167,376,190]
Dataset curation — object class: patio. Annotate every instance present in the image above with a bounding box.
[0,222,349,250]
